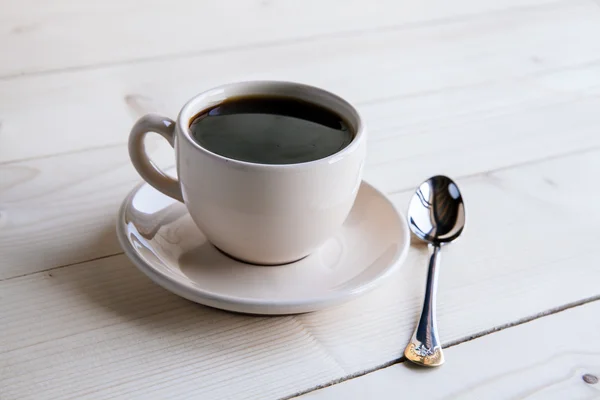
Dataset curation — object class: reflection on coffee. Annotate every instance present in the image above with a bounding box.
[189,96,353,165]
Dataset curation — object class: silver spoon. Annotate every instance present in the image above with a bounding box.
[404,175,465,367]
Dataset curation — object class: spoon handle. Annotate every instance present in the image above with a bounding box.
[404,244,445,367]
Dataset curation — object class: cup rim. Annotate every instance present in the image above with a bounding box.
[176,80,365,169]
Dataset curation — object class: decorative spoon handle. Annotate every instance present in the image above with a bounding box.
[404,244,445,367]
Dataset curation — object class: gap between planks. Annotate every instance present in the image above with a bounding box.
[0,0,572,81]
[358,56,600,107]
[2,251,126,281]
[281,294,600,400]
[384,144,600,196]
[0,141,126,167]
[2,143,599,283]
[1,56,599,168]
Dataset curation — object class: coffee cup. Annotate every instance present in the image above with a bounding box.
[128,81,366,265]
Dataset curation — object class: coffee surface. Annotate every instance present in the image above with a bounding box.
[189,96,353,165]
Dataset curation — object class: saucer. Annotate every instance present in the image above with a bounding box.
[116,178,410,315]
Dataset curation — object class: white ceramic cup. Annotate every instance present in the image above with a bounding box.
[128,81,366,265]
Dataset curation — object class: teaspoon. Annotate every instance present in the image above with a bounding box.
[404,175,466,367]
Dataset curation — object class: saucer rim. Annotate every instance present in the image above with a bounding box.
[116,180,410,314]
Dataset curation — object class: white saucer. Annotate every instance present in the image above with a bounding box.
[116,179,410,315]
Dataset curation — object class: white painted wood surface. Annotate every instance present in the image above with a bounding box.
[301,301,600,400]
[2,0,600,398]
[3,0,600,163]
[0,0,558,77]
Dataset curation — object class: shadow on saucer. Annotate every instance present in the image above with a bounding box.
[179,241,231,272]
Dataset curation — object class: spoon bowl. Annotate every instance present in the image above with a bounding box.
[408,175,465,244]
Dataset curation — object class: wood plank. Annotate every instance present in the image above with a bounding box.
[0,141,174,280]
[2,149,600,399]
[298,301,600,400]
[2,60,600,279]
[0,0,557,77]
[2,0,600,163]
[0,265,347,399]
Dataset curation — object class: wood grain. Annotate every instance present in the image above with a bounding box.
[0,263,346,399]
[299,301,600,400]
[2,0,600,163]
[2,59,600,279]
[2,149,600,399]
[0,0,557,77]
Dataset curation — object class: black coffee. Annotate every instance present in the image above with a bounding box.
[189,96,353,165]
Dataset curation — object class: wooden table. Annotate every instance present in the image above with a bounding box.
[2,0,600,398]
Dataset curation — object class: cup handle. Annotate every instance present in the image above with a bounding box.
[128,114,184,202]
